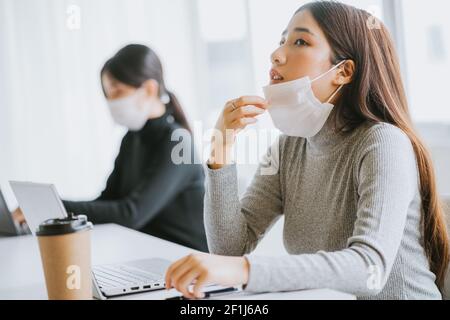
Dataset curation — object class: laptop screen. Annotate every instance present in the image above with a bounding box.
[0,190,17,235]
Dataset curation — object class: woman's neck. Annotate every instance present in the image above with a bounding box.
[148,100,167,120]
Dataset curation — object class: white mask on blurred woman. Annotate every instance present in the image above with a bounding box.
[107,88,153,131]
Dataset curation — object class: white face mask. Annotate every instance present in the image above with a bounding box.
[107,88,153,131]
[263,60,346,138]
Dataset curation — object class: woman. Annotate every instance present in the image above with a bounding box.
[165,2,449,299]
[16,44,208,252]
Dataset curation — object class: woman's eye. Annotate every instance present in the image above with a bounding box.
[279,39,286,46]
[294,39,308,46]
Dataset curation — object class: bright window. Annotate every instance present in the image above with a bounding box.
[401,0,450,123]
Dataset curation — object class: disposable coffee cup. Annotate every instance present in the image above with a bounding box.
[36,213,93,300]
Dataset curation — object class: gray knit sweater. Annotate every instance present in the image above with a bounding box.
[204,118,442,300]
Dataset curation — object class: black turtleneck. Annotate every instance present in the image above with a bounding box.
[63,110,208,252]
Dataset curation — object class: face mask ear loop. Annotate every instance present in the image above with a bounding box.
[326,84,345,104]
[311,60,347,83]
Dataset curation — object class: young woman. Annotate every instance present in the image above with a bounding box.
[165,1,449,299]
[15,44,208,252]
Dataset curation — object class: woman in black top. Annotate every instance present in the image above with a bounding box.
[63,44,208,252]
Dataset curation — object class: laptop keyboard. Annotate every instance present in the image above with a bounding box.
[93,265,163,289]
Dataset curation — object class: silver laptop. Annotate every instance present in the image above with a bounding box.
[9,181,171,299]
[92,258,171,299]
[0,189,31,236]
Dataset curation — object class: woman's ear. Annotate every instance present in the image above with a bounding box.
[142,79,160,98]
[334,60,355,85]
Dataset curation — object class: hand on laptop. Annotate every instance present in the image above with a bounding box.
[12,207,26,225]
[165,252,250,299]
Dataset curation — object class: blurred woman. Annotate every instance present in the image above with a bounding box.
[16,44,208,252]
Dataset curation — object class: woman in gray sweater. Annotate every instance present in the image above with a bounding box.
[165,1,449,299]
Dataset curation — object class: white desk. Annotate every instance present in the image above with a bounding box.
[0,224,355,300]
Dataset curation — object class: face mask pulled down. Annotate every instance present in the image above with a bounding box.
[263,61,345,138]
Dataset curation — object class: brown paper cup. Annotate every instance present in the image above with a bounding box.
[37,227,92,300]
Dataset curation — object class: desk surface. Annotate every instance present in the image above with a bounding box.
[0,224,355,300]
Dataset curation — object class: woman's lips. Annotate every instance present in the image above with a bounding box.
[270,69,285,84]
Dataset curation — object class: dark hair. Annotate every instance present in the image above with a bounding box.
[296,1,449,290]
[101,44,191,132]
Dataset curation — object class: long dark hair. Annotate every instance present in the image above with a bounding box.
[101,44,191,132]
[296,1,449,290]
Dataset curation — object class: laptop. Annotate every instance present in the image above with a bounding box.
[9,181,171,299]
[0,189,31,236]
[92,258,171,299]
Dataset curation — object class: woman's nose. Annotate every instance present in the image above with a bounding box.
[271,48,286,66]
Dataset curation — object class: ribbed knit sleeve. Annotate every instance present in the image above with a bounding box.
[204,139,283,255]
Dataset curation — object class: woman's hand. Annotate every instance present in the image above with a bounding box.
[12,207,26,225]
[165,252,250,299]
[209,96,268,170]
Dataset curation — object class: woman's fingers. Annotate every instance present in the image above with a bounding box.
[167,260,197,290]
[225,96,268,114]
[230,105,266,121]
[230,117,258,130]
[166,254,246,300]
[175,268,201,299]
[192,273,209,299]
[225,97,267,131]
[165,255,190,289]
[12,208,26,224]
[210,95,268,169]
